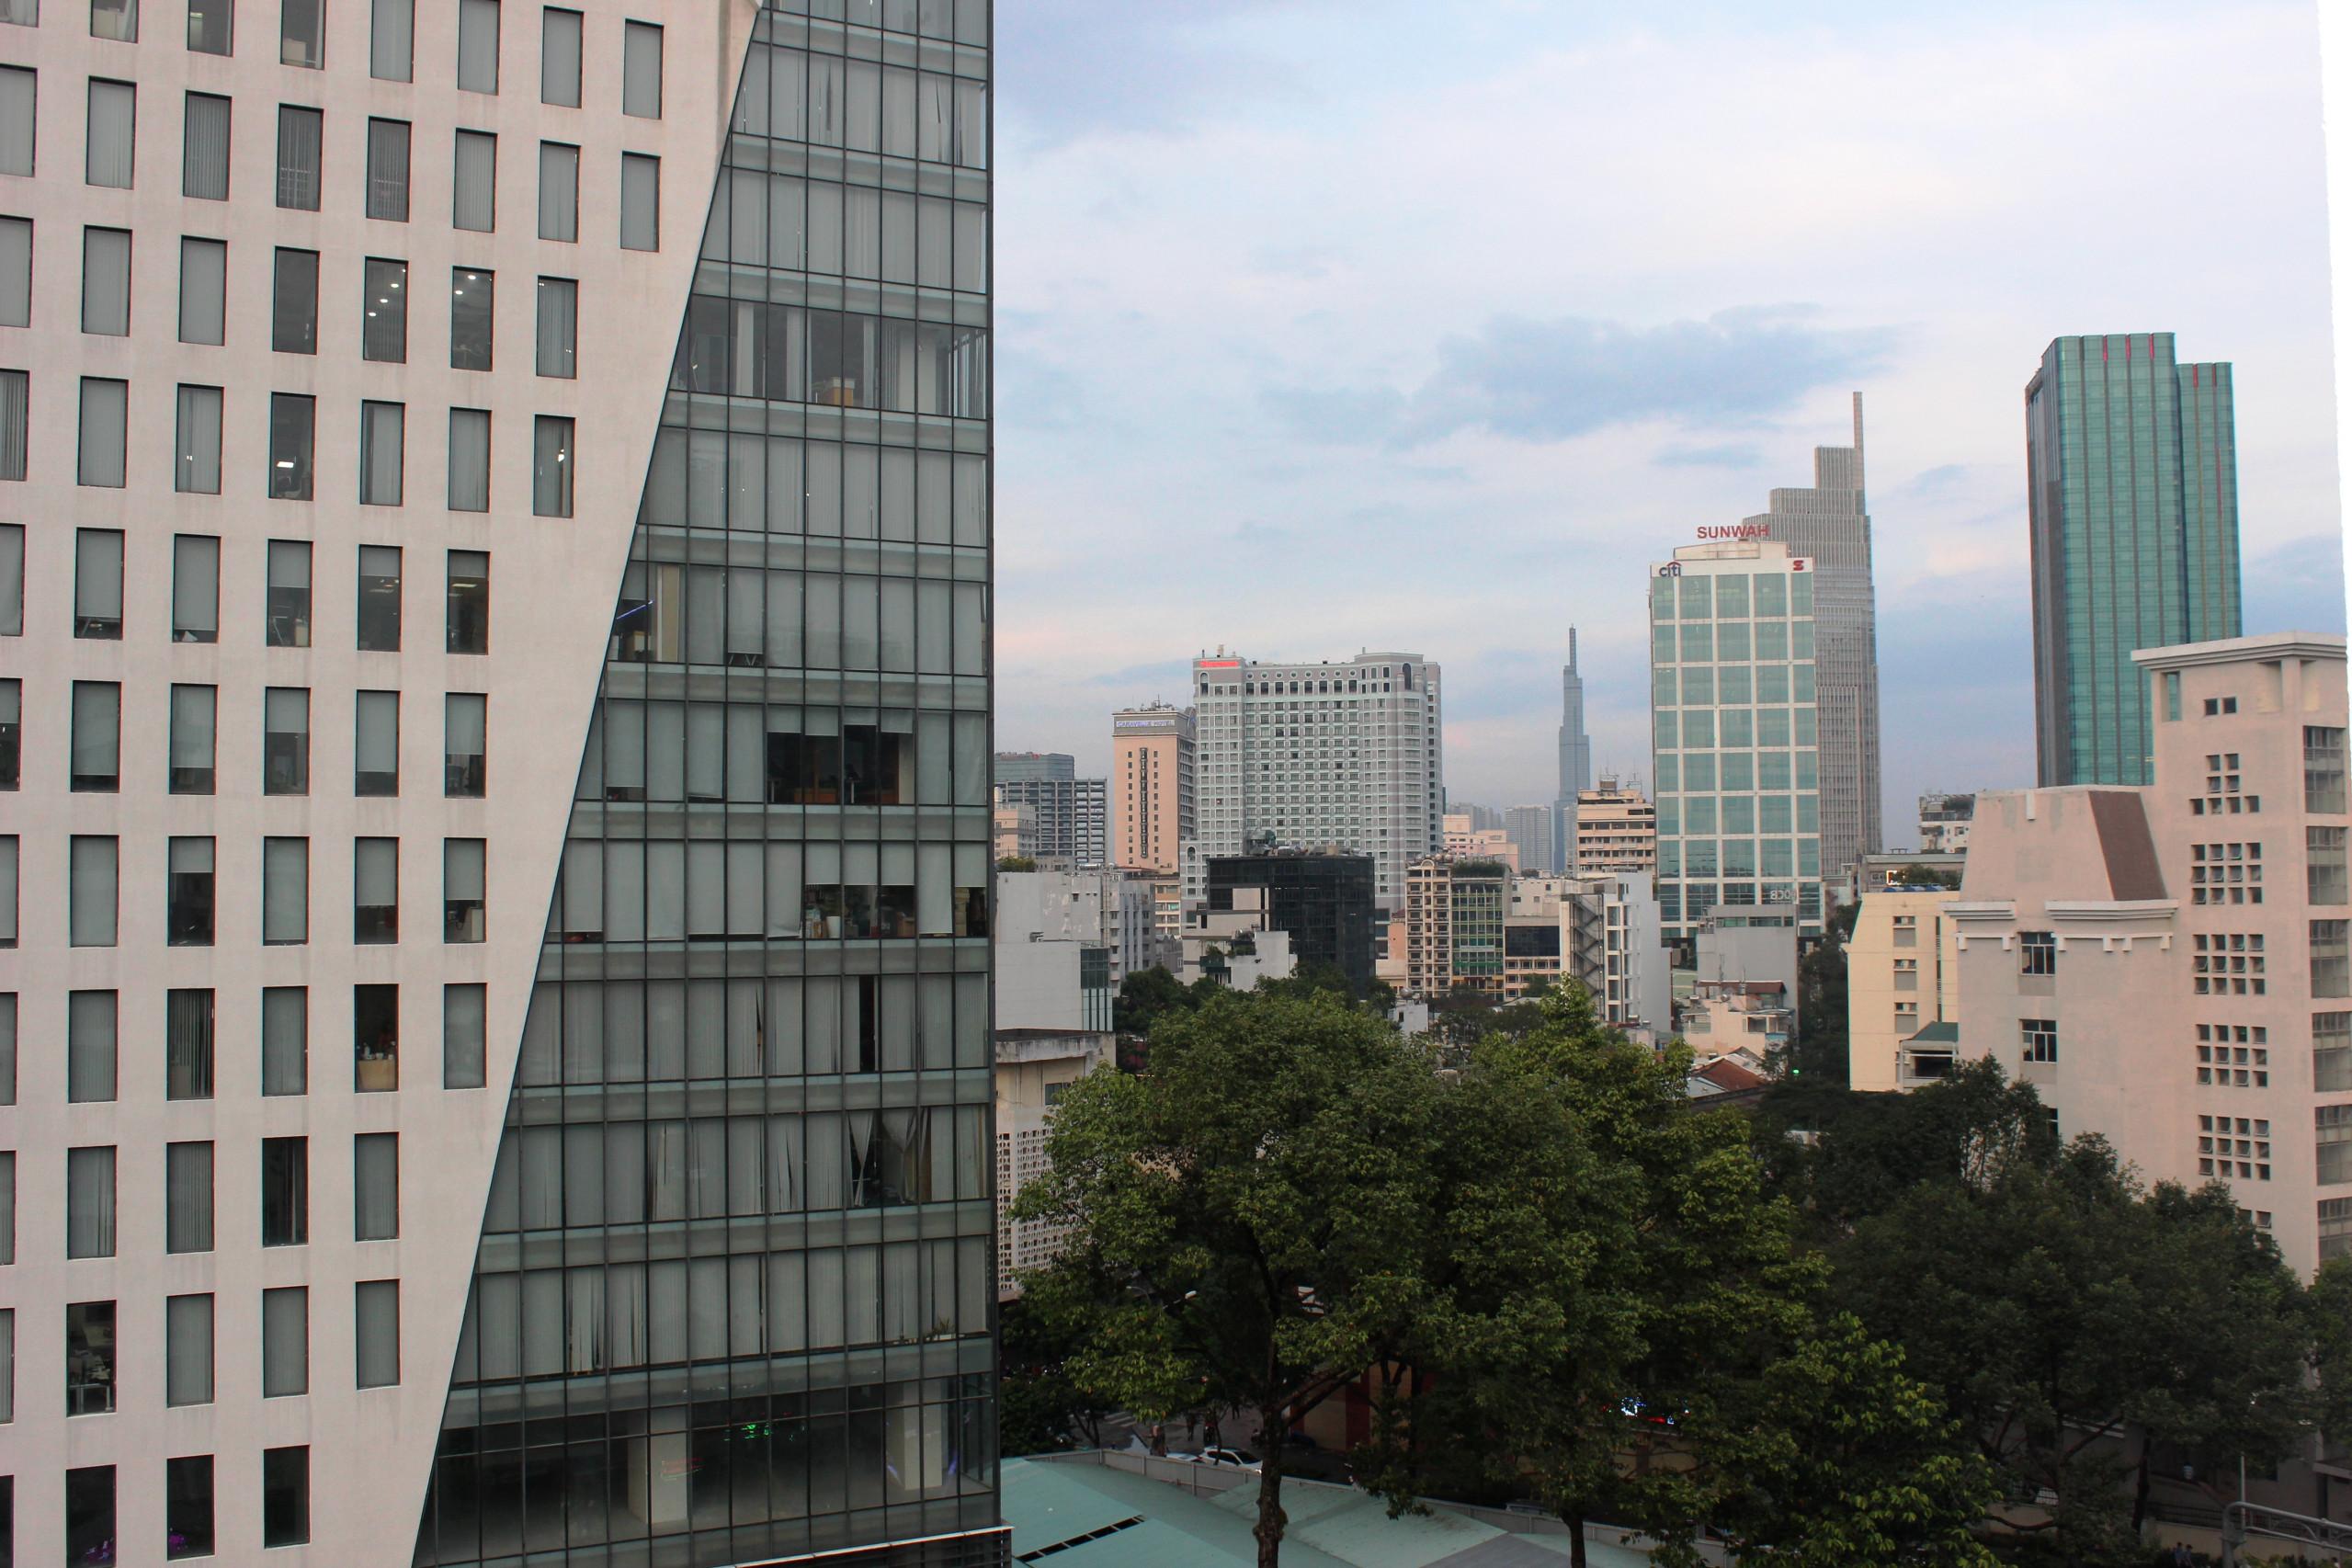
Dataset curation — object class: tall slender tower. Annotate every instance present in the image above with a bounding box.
[0,4,1006,1565]
[1754,394,1883,882]
[2027,333,2242,785]
[1555,630,1592,873]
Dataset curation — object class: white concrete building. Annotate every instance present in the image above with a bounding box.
[994,1027,1108,1297]
[1178,887,1299,992]
[0,3,1005,1564]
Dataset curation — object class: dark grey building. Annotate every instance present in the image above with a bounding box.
[1205,851,1379,994]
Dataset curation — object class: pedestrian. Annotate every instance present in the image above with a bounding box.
[1186,1410,1199,1445]
[1205,1414,1222,1450]
[1149,1422,1166,1458]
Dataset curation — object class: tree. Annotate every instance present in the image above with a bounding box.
[1112,964,1195,1040]
[2312,1258,2352,1450]
[996,855,1038,872]
[1783,907,1858,1084]
[1013,989,1447,1568]
[1892,863,1962,890]
[997,1294,1119,1457]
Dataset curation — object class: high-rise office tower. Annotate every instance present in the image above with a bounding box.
[0,5,1004,1566]
[1752,394,1881,881]
[1193,651,1444,915]
[1555,629,1591,875]
[1650,540,1824,947]
[994,753,1108,867]
[1110,705,1194,873]
[2027,334,2242,786]
[1504,804,1555,879]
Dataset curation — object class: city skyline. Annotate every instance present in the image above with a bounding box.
[991,0,2344,824]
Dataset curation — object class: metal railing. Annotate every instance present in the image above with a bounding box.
[2221,1499,2352,1564]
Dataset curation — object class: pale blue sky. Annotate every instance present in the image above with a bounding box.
[991,0,2344,829]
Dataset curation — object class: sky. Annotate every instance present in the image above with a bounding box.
[989,0,2346,836]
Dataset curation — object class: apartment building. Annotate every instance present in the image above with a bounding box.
[1846,887,1963,1091]
[0,3,1005,1564]
[992,752,1107,867]
[994,1027,1108,1298]
[1572,775,1656,874]
[1949,634,2349,1274]
[1110,703,1193,875]
[1403,860,1666,1030]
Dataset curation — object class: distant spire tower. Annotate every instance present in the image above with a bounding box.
[1556,629,1593,872]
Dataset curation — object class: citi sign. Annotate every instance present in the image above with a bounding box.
[1695,523,1772,541]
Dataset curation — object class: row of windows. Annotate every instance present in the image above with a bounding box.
[0,374,577,513]
[21,0,665,119]
[0,1450,310,1561]
[1653,709,1818,751]
[609,564,988,676]
[0,983,487,1104]
[1653,751,1819,793]
[37,1136,376,1262]
[0,70,666,248]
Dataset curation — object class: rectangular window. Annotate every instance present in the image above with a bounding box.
[179,236,226,345]
[355,689,398,795]
[2311,727,2348,815]
[371,0,411,80]
[78,377,127,487]
[67,991,115,1102]
[66,1467,115,1562]
[66,1147,116,1256]
[449,267,493,369]
[367,117,410,221]
[0,373,20,483]
[276,104,323,210]
[356,1279,400,1386]
[622,20,663,118]
[457,0,498,92]
[280,0,323,66]
[2323,1104,2352,1187]
[272,246,319,353]
[2019,930,2057,976]
[533,415,573,516]
[445,691,486,796]
[0,69,31,177]
[175,387,223,494]
[269,392,315,497]
[449,550,489,651]
[448,407,490,510]
[541,7,581,106]
[261,1286,306,1395]
[264,687,310,793]
[170,685,216,792]
[166,1455,215,1560]
[69,835,118,946]
[453,131,496,231]
[2316,920,2351,999]
[91,0,134,40]
[267,540,312,646]
[0,524,16,630]
[0,836,13,946]
[356,982,398,1089]
[0,681,19,790]
[355,837,398,942]
[261,1136,308,1245]
[165,988,213,1097]
[187,0,230,52]
[262,986,307,1095]
[0,216,29,327]
[444,837,484,942]
[537,140,577,241]
[359,400,404,505]
[165,1294,212,1406]
[535,276,575,377]
[2314,826,2350,906]
[2321,1013,2352,1093]
[2021,1018,2058,1063]
[67,1313,117,1425]
[165,1141,212,1251]
[81,226,130,334]
[263,835,307,943]
[619,153,659,250]
[262,1447,310,1547]
[444,981,485,1086]
[86,80,134,188]
[358,544,402,649]
[171,533,220,640]
[70,680,119,790]
[167,835,215,945]
[355,1131,398,1239]
[182,91,229,198]
[362,256,407,361]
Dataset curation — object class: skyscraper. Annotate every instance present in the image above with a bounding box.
[1110,704,1195,873]
[1650,540,1824,948]
[0,5,1004,1565]
[1193,651,1444,915]
[1504,803,1555,878]
[1555,629,1592,875]
[1753,394,1881,880]
[994,753,1108,866]
[2027,333,2243,785]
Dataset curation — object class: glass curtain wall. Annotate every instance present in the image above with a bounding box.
[415,4,1001,1565]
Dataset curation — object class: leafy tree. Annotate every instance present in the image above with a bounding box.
[1013,989,1447,1568]
[1111,965,1195,1040]
[1784,908,1858,1084]
[996,855,1038,872]
[997,1294,1119,1457]
[2312,1258,2352,1449]
[1892,863,1963,890]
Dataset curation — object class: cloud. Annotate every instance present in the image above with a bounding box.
[1656,442,1763,469]
[1274,307,1899,449]
[996,0,1325,142]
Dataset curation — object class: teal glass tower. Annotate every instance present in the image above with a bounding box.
[2027,333,2242,786]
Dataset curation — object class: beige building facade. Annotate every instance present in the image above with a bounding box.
[1846,888,1963,1091]
[1111,703,1193,874]
[1573,777,1657,874]
[1948,634,2350,1274]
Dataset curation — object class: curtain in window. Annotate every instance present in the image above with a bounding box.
[81,227,129,333]
[541,7,581,105]
[166,1295,213,1406]
[276,107,321,210]
[623,21,662,117]
[354,1132,399,1240]
[808,1249,845,1348]
[71,681,119,786]
[66,1144,116,1256]
[690,1256,727,1361]
[71,835,117,945]
[165,1142,212,1252]
[179,239,225,345]
[457,0,499,92]
[356,690,399,785]
[173,535,219,637]
[620,153,659,250]
[371,0,412,80]
[359,402,404,506]
[263,837,306,943]
[262,987,306,1095]
[534,415,574,516]
[367,119,410,220]
[262,1287,307,1395]
[881,1241,921,1343]
[67,990,115,1102]
[443,983,485,1087]
[166,990,214,1098]
[0,1152,12,1265]
[77,379,126,487]
[0,844,12,954]
[176,388,222,494]
[86,82,134,187]
[0,69,31,176]
[453,132,495,231]
[537,142,577,242]
[355,1280,399,1387]
[182,93,229,199]
[447,409,490,510]
[0,373,25,482]
[607,1263,647,1368]
[648,1120,687,1221]
[535,278,575,378]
